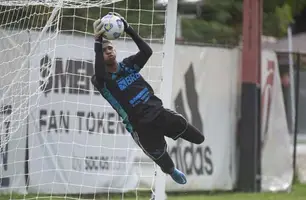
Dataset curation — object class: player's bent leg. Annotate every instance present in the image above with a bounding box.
[147,151,187,185]
[146,150,187,185]
[159,108,205,144]
[130,130,187,184]
[156,152,187,185]
[179,123,205,144]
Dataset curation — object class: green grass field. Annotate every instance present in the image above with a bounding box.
[2,183,305,200]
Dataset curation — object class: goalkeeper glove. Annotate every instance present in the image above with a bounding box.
[93,19,105,40]
[108,12,130,31]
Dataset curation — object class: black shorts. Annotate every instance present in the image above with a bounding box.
[131,108,188,160]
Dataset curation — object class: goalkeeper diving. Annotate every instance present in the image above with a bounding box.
[91,13,205,185]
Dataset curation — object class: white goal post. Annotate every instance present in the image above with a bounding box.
[0,0,177,199]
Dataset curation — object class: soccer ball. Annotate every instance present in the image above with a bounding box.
[101,14,124,40]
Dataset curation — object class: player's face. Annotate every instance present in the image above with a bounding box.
[103,44,116,65]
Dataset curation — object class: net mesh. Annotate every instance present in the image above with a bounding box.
[0,0,123,8]
[0,0,168,199]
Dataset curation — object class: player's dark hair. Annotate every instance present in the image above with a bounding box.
[102,39,112,45]
[102,39,113,50]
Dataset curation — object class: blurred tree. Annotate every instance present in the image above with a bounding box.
[181,0,306,45]
[1,0,306,45]
[293,7,306,33]
[181,0,242,45]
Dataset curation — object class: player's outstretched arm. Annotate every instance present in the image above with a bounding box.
[110,12,153,70]
[93,19,106,83]
[125,25,153,60]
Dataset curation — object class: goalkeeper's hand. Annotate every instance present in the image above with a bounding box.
[93,19,105,40]
[108,12,130,31]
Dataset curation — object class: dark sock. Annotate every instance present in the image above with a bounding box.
[154,152,175,174]
[180,124,205,144]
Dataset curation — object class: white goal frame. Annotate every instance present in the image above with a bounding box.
[155,0,178,199]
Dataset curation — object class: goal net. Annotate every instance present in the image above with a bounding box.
[0,0,176,199]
